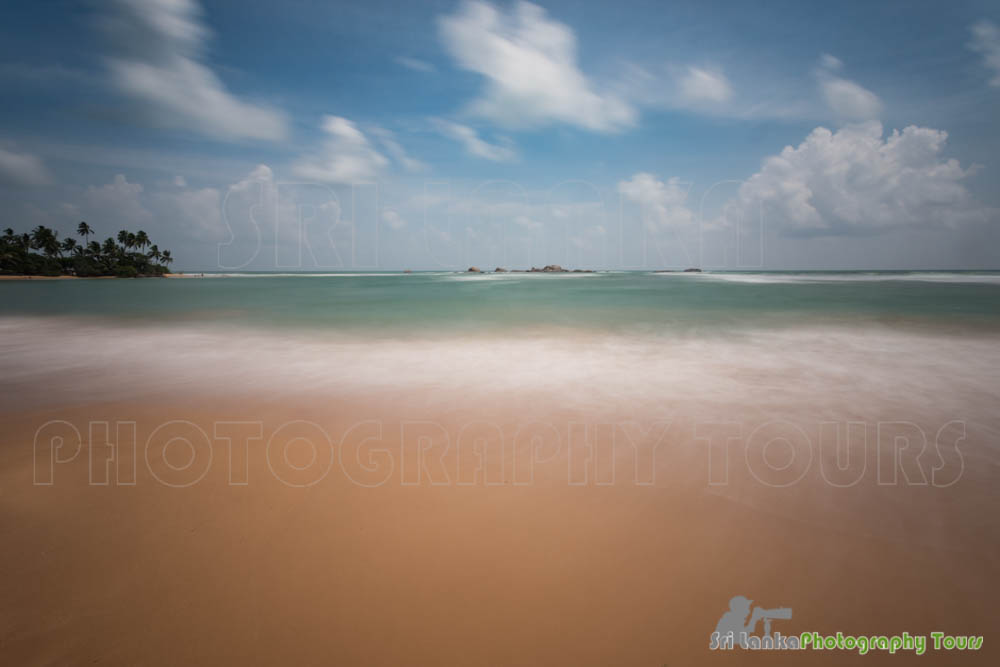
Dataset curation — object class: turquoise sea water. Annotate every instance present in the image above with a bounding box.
[2,271,999,414]
[2,271,999,336]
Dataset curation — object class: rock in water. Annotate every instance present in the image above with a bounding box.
[467,266,481,273]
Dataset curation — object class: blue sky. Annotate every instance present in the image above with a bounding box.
[1,0,999,270]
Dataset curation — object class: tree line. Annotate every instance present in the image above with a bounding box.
[1,222,173,277]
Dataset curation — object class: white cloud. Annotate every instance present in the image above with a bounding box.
[969,20,1000,87]
[231,164,273,191]
[293,116,389,184]
[369,127,428,173]
[618,173,694,232]
[433,119,516,162]
[438,1,635,132]
[382,209,407,230]
[820,78,882,120]
[83,174,154,228]
[677,67,733,104]
[819,53,843,71]
[217,164,348,267]
[101,0,287,141]
[513,215,541,230]
[153,185,222,239]
[0,148,52,186]
[615,62,807,121]
[817,56,882,120]
[395,56,436,73]
[724,122,985,236]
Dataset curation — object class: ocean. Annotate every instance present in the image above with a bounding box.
[2,270,999,427]
[3,270,1000,333]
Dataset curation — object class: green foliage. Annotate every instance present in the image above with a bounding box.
[114,265,139,278]
[0,224,174,278]
[71,256,105,277]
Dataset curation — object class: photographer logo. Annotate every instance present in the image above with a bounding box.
[709,595,799,650]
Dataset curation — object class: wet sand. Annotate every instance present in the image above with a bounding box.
[1,391,997,665]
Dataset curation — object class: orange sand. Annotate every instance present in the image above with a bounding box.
[1,393,996,665]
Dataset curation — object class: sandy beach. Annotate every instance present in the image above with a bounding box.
[2,385,997,665]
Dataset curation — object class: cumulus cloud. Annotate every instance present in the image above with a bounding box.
[231,164,273,192]
[293,116,389,184]
[821,78,882,120]
[100,0,287,141]
[723,122,985,236]
[677,67,733,104]
[618,173,694,232]
[816,55,882,120]
[969,20,1000,87]
[0,148,52,186]
[433,119,516,162]
[153,185,221,240]
[83,174,154,227]
[382,209,407,230]
[438,1,635,132]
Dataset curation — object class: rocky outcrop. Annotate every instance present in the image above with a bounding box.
[683,268,702,273]
[463,265,595,273]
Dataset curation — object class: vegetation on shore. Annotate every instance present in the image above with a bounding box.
[1,223,173,277]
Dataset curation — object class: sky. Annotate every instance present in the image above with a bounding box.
[1,0,999,270]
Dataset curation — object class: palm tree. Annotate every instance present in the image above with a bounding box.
[3,224,178,277]
[77,221,93,243]
[30,225,50,249]
[102,238,119,270]
[135,230,150,252]
[31,226,60,258]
